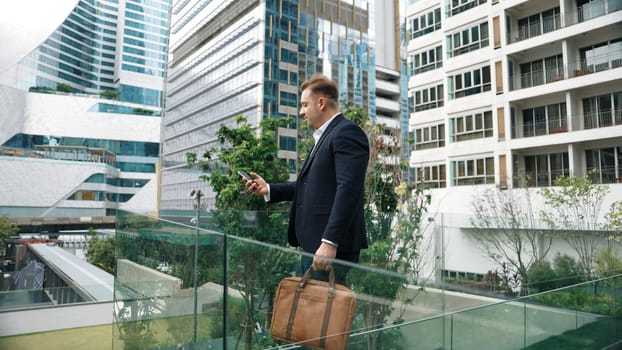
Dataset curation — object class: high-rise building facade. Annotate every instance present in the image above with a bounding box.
[406,0,622,276]
[0,0,172,220]
[160,0,407,212]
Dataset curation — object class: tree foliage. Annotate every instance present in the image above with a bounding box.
[187,115,295,348]
[0,216,19,257]
[345,106,431,350]
[188,115,291,211]
[470,186,551,295]
[605,201,622,242]
[56,82,73,93]
[85,230,116,274]
[594,246,622,277]
[539,173,609,274]
[527,253,586,292]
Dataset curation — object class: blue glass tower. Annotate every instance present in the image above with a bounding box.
[0,0,172,219]
[161,0,405,212]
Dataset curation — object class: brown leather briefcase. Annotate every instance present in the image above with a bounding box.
[270,266,357,350]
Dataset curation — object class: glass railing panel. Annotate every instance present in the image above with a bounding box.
[113,210,463,349]
[449,301,527,349]
[113,210,227,349]
[387,274,621,350]
[523,276,622,349]
[112,210,622,349]
[0,287,70,310]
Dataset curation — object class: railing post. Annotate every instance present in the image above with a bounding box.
[189,189,202,349]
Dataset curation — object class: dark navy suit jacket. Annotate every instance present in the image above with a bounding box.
[269,114,369,256]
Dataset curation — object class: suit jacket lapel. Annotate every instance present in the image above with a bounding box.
[299,115,343,177]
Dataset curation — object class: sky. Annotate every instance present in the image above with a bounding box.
[0,0,78,72]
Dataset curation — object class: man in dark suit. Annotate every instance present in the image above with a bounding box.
[244,74,369,282]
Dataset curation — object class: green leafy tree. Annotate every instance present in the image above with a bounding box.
[594,246,622,277]
[528,253,586,293]
[470,186,551,295]
[85,229,116,273]
[345,106,431,350]
[56,82,73,93]
[605,200,622,242]
[551,252,586,287]
[0,216,19,258]
[539,173,609,275]
[99,89,119,99]
[527,260,556,292]
[187,115,294,349]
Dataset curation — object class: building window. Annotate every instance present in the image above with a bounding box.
[579,38,622,74]
[448,21,489,57]
[447,0,487,17]
[412,124,445,150]
[414,164,447,188]
[452,156,494,185]
[278,135,297,152]
[518,54,563,89]
[409,45,443,75]
[522,153,569,187]
[586,147,621,184]
[516,7,561,41]
[409,8,442,39]
[582,91,622,129]
[577,0,621,22]
[410,84,444,112]
[518,102,567,137]
[450,110,493,142]
[449,66,491,99]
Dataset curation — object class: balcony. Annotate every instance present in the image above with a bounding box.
[512,108,622,139]
[508,0,622,44]
[0,211,620,349]
[510,51,622,91]
[583,108,622,130]
[512,117,568,139]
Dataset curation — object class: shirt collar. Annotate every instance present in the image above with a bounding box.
[313,113,339,143]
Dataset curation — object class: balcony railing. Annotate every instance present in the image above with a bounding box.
[1,209,621,349]
[105,210,621,350]
[512,116,568,139]
[512,108,622,139]
[509,0,622,44]
[583,108,622,129]
[510,51,622,91]
[588,166,622,184]
[512,169,570,187]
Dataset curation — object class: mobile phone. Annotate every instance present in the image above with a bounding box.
[237,170,252,181]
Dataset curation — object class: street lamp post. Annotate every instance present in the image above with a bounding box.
[189,189,202,348]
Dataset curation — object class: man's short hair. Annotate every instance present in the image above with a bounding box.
[301,74,338,108]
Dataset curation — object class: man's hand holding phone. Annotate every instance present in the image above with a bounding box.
[237,170,252,181]
[239,171,268,196]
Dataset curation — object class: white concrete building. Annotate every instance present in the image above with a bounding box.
[406,0,622,281]
[0,0,171,221]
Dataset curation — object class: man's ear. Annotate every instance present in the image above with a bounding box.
[318,97,326,111]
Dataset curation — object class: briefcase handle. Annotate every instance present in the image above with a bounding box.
[298,266,336,291]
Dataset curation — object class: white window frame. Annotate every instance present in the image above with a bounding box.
[451,110,493,142]
[448,21,489,57]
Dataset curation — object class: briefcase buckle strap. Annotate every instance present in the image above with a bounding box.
[285,266,338,345]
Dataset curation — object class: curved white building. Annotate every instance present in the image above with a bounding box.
[0,0,171,223]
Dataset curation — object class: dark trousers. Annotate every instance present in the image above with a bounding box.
[297,251,359,285]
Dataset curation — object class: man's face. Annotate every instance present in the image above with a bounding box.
[299,88,324,129]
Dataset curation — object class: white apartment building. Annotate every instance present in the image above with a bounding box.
[406,0,622,279]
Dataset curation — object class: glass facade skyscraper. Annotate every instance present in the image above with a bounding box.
[0,0,172,219]
[161,0,406,212]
